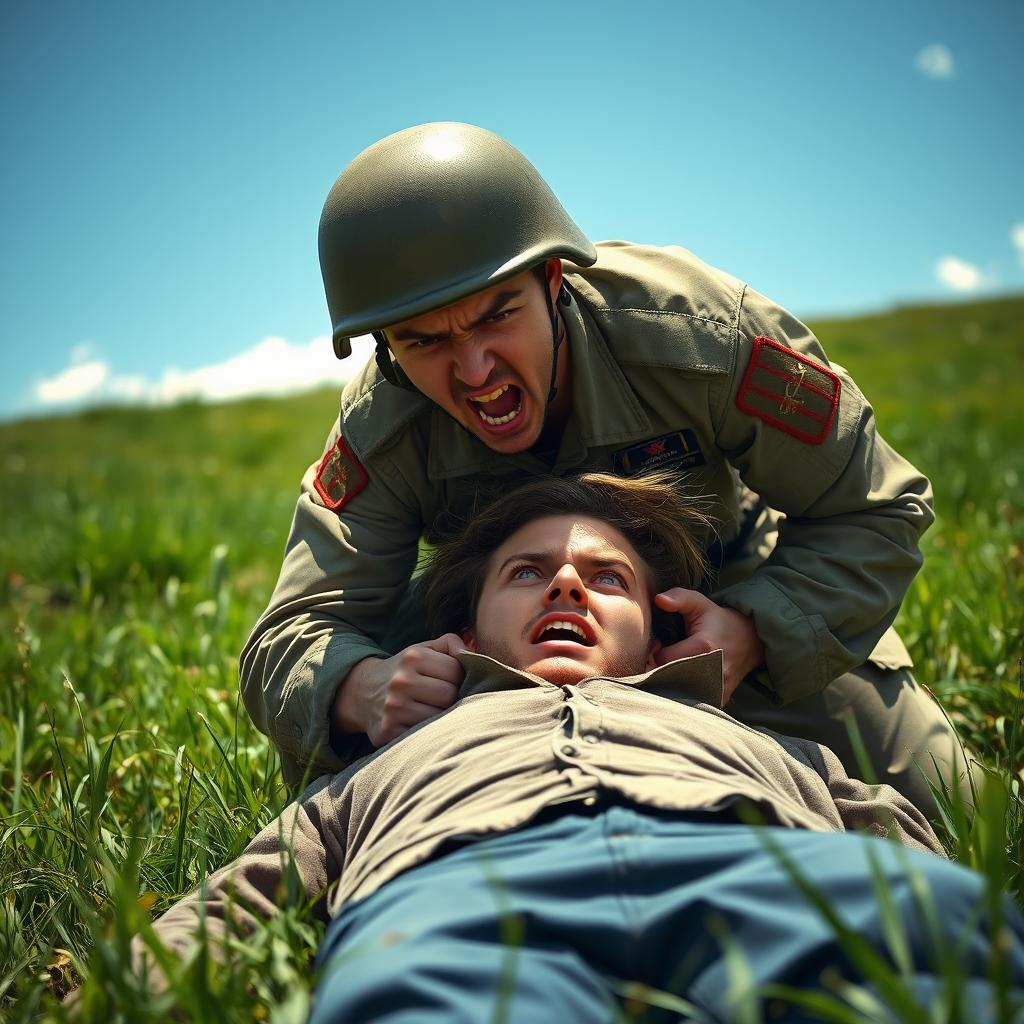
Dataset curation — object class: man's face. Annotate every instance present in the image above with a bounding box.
[464,514,660,686]
[383,262,566,454]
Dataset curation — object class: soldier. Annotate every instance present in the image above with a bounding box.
[241,121,969,815]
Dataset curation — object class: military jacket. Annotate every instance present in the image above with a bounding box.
[240,242,934,785]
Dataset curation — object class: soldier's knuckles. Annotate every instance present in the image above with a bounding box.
[397,648,423,670]
[382,692,405,716]
[389,672,414,692]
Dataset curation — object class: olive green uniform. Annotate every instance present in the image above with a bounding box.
[241,242,966,812]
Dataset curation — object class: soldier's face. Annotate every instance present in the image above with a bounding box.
[383,262,566,454]
[464,514,660,686]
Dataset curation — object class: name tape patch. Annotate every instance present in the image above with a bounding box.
[736,336,840,445]
[613,429,706,477]
[314,435,369,512]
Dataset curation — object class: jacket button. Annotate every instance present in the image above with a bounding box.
[582,734,598,744]
[561,744,577,757]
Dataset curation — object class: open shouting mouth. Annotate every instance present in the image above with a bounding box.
[467,383,524,431]
[530,613,596,647]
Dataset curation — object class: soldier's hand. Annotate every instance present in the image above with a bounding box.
[335,634,467,748]
[653,588,764,703]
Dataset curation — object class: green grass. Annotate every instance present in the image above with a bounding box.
[1,296,1022,1020]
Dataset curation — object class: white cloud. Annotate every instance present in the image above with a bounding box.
[32,333,378,410]
[35,360,110,404]
[914,44,955,79]
[936,256,982,292]
[1012,224,1024,265]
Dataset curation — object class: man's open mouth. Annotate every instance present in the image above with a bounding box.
[531,615,595,646]
[467,383,523,427]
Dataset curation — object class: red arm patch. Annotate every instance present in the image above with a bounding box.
[314,435,369,512]
[736,336,841,445]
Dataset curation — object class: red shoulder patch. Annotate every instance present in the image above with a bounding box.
[314,436,368,512]
[736,336,841,445]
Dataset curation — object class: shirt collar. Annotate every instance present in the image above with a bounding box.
[456,648,725,710]
[426,289,651,480]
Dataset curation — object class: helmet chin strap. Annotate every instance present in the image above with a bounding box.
[373,332,417,391]
[372,280,572,401]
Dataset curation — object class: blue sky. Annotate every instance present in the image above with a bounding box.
[2,0,1021,419]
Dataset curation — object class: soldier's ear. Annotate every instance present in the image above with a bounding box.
[543,257,563,303]
[461,628,477,652]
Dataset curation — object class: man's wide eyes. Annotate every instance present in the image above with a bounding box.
[511,566,541,581]
[507,566,626,587]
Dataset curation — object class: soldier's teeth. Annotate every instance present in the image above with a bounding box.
[469,384,510,404]
[477,402,521,426]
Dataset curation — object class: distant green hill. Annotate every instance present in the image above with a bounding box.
[811,294,1024,452]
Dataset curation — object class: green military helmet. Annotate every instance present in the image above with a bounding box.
[319,122,597,357]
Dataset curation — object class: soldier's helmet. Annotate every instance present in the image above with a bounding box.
[319,122,597,357]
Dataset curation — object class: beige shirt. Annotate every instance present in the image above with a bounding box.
[148,651,945,963]
[239,242,933,785]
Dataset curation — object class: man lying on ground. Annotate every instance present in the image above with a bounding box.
[120,473,1022,1021]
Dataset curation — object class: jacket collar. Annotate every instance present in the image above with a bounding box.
[426,289,652,480]
[456,648,725,710]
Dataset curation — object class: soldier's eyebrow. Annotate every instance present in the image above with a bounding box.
[390,289,523,343]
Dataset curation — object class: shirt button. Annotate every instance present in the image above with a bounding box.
[582,795,597,807]
[561,744,577,757]
[582,734,599,744]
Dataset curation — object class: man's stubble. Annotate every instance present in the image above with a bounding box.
[470,632,653,683]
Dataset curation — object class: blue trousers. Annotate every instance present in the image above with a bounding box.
[311,802,1024,1023]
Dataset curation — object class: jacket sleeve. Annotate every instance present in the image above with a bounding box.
[131,774,344,987]
[711,285,934,703]
[811,740,946,857]
[240,415,428,785]
[769,730,946,855]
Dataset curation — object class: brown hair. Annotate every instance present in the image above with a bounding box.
[419,471,713,639]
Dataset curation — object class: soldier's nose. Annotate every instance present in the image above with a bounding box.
[452,342,494,388]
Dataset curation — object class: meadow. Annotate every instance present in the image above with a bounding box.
[1,295,1022,1021]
